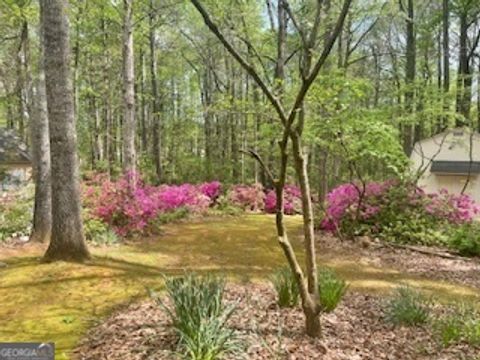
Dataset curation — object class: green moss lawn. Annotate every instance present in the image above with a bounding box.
[0,215,478,359]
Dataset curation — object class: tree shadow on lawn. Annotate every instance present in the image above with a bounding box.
[0,214,478,359]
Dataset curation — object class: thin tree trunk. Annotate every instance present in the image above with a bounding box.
[16,20,30,140]
[403,0,416,155]
[41,0,90,262]
[442,0,449,128]
[456,12,470,124]
[150,0,162,183]
[122,0,136,174]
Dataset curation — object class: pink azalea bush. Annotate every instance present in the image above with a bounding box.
[83,174,305,236]
[198,181,222,201]
[320,181,395,232]
[83,173,219,235]
[320,180,480,246]
[264,184,302,215]
[227,183,265,211]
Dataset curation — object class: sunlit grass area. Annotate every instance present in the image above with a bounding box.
[0,215,478,359]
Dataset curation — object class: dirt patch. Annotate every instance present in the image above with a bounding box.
[74,284,477,360]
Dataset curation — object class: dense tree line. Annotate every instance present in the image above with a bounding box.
[1,0,480,190]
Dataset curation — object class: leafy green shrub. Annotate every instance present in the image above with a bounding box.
[318,268,348,312]
[434,304,480,347]
[158,273,239,360]
[83,213,119,245]
[154,207,190,225]
[211,195,243,216]
[271,266,299,308]
[0,187,33,241]
[449,223,480,257]
[385,286,431,326]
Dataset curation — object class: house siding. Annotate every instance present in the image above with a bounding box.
[410,128,480,203]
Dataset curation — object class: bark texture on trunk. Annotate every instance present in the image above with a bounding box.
[403,0,416,156]
[150,0,162,183]
[41,0,90,262]
[122,0,136,174]
[30,18,51,244]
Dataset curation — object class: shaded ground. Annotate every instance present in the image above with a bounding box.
[0,215,479,359]
[75,284,479,360]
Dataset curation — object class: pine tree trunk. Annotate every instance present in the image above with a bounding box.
[40,0,90,262]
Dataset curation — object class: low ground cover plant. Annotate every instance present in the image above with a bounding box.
[271,266,300,308]
[434,304,480,347]
[271,266,347,312]
[318,268,348,312]
[154,273,239,360]
[384,286,431,326]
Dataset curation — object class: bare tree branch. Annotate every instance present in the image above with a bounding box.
[190,0,287,124]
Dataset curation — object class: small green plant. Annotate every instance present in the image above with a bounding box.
[434,315,464,347]
[271,266,299,308]
[449,223,480,257]
[318,268,348,312]
[0,186,33,241]
[157,273,239,360]
[385,286,431,326]
[83,214,119,245]
[154,207,190,225]
[433,304,480,347]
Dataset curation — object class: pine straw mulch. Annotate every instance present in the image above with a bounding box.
[316,233,480,290]
[73,284,478,360]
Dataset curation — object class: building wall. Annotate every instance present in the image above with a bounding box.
[0,165,32,190]
[410,128,480,203]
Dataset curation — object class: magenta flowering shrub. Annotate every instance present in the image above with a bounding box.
[155,184,210,213]
[424,189,480,224]
[82,174,304,236]
[264,185,302,215]
[227,183,265,211]
[320,181,394,232]
[199,181,222,201]
[320,180,480,244]
[83,174,216,235]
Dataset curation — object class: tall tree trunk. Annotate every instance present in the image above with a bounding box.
[41,0,90,262]
[150,1,162,183]
[140,50,148,153]
[456,11,470,124]
[403,0,416,155]
[16,19,30,140]
[29,17,51,244]
[122,0,136,174]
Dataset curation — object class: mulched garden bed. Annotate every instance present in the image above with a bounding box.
[316,233,480,290]
[74,284,477,360]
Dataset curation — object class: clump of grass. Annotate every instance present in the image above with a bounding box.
[385,286,431,326]
[318,268,348,313]
[271,266,299,308]
[434,304,480,347]
[156,273,240,360]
